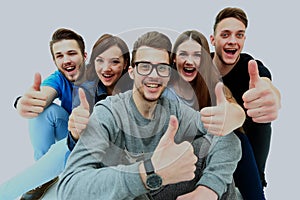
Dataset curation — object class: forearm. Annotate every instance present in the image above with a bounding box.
[57,162,147,200]
[197,134,241,198]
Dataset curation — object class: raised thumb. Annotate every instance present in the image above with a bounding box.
[157,115,178,148]
[215,82,226,105]
[32,72,42,91]
[79,88,89,110]
[248,60,260,89]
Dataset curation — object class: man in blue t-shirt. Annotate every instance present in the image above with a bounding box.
[12,28,87,200]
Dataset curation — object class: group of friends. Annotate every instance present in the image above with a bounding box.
[0,7,281,200]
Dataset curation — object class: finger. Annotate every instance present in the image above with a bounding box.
[215,82,226,105]
[79,88,90,110]
[248,60,260,89]
[32,73,42,91]
[157,115,178,147]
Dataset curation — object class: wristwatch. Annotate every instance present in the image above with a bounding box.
[143,159,163,190]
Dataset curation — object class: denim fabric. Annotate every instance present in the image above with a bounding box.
[0,138,70,200]
[28,103,69,160]
[234,131,266,200]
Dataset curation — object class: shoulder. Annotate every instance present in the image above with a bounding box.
[239,53,272,79]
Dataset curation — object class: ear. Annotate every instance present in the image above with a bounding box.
[128,66,135,80]
[210,35,215,46]
[84,52,88,60]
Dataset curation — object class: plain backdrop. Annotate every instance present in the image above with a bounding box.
[0,0,298,199]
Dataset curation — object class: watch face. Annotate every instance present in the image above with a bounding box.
[146,173,163,190]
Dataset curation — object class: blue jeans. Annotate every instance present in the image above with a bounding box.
[0,104,70,199]
[234,131,266,200]
[29,103,69,160]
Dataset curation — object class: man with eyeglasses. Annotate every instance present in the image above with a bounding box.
[57,31,244,200]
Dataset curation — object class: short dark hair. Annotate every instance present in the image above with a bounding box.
[213,7,248,34]
[49,28,85,60]
[131,31,172,65]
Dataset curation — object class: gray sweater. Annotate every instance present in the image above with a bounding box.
[57,90,241,200]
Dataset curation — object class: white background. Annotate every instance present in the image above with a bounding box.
[0,0,298,199]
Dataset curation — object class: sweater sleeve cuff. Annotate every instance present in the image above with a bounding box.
[197,173,227,199]
[119,162,149,197]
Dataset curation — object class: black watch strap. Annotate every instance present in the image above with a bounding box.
[13,96,22,109]
[144,159,155,175]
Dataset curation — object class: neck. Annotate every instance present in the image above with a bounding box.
[212,54,238,76]
[132,88,157,119]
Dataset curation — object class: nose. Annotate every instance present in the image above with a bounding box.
[148,66,159,78]
[185,55,193,64]
[228,35,237,44]
[101,61,111,71]
[63,55,71,64]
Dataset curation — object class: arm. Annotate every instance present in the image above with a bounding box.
[177,133,241,199]
[57,106,148,200]
[200,82,246,136]
[242,60,281,123]
[16,73,57,118]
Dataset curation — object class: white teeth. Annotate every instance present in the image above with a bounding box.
[65,66,75,72]
[184,67,194,70]
[103,74,113,78]
[146,84,159,88]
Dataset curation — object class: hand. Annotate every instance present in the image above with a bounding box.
[17,73,47,118]
[242,60,281,123]
[200,82,245,136]
[176,185,218,200]
[68,88,90,140]
[150,115,197,186]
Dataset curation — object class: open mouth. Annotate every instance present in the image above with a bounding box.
[102,74,114,78]
[224,49,237,55]
[183,67,196,74]
[145,83,161,88]
[65,66,76,72]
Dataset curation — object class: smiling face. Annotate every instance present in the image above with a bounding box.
[53,39,86,82]
[129,46,170,102]
[211,17,246,70]
[94,45,126,94]
[174,39,202,83]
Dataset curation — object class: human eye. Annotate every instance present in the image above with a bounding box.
[55,54,63,59]
[194,53,201,58]
[178,52,187,57]
[236,33,244,39]
[221,33,229,38]
[68,50,78,56]
[95,58,104,63]
[138,63,151,72]
[157,64,168,72]
[112,59,120,65]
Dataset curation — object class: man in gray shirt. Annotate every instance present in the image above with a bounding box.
[57,31,244,200]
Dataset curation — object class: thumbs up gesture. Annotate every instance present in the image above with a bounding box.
[200,82,245,136]
[68,88,90,140]
[17,73,47,118]
[148,115,197,186]
[242,60,281,123]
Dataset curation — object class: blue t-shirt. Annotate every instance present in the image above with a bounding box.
[41,70,73,114]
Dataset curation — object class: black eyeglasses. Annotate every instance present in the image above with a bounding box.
[134,62,171,77]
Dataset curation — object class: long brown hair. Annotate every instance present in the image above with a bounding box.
[86,34,130,81]
[171,30,221,109]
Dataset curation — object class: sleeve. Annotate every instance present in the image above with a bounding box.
[256,59,272,80]
[57,105,148,200]
[196,133,241,198]
[66,131,77,151]
[41,71,63,97]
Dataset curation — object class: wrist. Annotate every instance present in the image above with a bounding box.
[13,96,22,109]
